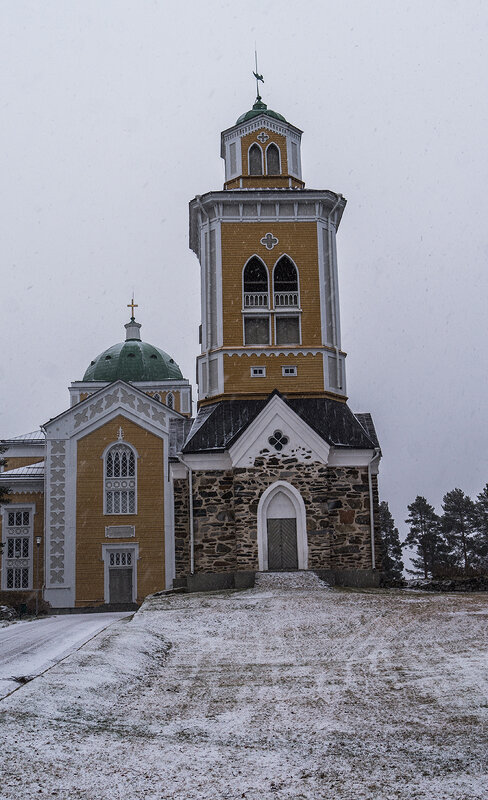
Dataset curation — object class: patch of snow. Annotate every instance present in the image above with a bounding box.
[0,587,487,799]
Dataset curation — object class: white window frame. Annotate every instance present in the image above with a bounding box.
[242,255,269,310]
[251,366,267,377]
[274,313,302,346]
[102,442,139,516]
[272,254,301,309]
[248,143,263,176]
[243,314,271,346]
[101,543,139,604]
[282,365,297,376]
[1,503,35,591]
[166,392,174,410]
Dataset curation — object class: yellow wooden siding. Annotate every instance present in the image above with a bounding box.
[3,456,44,471]
[220,221,322,348]
[75,414,165,606]
[223,353,324,395]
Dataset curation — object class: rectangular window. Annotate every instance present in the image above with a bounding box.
[251,366,266,377]
[282,366,297,376]
[291,142,299,174]
[244,316,270,345]
[6,568,29,590]
[276,316,300,345]
[229,142,237,174]
[106,490,135,515]
[7,538,29,559]
[7,511,29,527]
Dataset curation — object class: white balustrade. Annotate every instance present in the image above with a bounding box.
[274,292,299,307]
[244,292,269,308]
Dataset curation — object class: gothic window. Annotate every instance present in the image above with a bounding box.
[153,393,161,402]
[105,444,137,515]
[166,392,174,409]
[243,257,269,308]
[266,143,280,175]
[273,256,299,307]
[249,144,263,175]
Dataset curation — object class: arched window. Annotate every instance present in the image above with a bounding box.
[273,256,299,307]
[243,257,269,308]
[153,393,161,402]
[104,444,137,514]
[166,392,174,410]
[249,144,263,176]
[266,143,280,175]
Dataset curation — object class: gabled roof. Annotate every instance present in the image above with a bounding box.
[1,461,45,478]
[183,393,377,454]
[1,430,45,444]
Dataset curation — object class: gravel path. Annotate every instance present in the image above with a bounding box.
[0,574,487,799]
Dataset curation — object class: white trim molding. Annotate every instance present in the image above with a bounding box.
[257,481,308,571]
[101,542,140,604]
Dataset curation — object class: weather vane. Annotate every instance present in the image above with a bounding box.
[127,296,138,321]
[253,49,264,101]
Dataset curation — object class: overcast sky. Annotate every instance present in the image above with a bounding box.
[2,0,488,542]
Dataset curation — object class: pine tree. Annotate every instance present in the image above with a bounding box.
[0,444,10,506]
[473,484,488,570]
[379,501,404,581]
[441,488,476,573]
[404,496,443,578]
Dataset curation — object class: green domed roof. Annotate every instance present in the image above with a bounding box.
[83,320,183,382]
[236,97,287,125]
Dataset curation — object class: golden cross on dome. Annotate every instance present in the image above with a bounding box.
[127,296,138,321]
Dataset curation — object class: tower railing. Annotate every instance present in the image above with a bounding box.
[244,292,269,308]
[274,292,299,307]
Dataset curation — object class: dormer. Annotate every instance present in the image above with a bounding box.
[221,98,304,190]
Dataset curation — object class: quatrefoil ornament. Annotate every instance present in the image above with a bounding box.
[260,232,279,250]
[268,430,289,452]
[257,131,269,143]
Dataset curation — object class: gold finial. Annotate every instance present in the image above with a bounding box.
[127,296,138,321]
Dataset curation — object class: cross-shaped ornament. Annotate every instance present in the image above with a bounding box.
[257,131,269,143]
[260,232,279,250]
[127,297,138,320]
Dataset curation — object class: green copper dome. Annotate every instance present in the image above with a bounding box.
[83,320,183,382]
[236,97,287,125]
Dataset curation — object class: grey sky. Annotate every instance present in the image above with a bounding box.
[2,0,488,542]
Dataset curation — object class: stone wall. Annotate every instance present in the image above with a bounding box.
[173,457,381,578]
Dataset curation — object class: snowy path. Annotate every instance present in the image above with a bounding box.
[0,612,129,698]
[0,575,487,799]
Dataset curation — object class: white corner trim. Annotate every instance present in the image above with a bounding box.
[257,481,308,571]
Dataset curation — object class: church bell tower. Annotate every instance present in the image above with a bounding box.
[189,93,347,405]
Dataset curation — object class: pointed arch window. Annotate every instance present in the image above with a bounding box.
[104,444,137,515]
[266,143,280,175]
[166,392,174,410]
[274,256,299,307]
[243,257,269,308]
[249,144,263,176]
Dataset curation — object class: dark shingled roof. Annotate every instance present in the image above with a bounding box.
[354,413,380,449]
[182,393,378,454]
[169,418,194,459]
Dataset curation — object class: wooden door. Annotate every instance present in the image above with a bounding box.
[109,567,133,603]
[267,518,298,570]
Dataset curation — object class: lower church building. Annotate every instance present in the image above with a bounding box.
[1,93,382,609]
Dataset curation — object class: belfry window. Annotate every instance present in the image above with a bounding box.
[266,144,280,175]
[244,317,270,346]
[105,444,137,515]
[275,315,300,345]
[249,144,263,176]
[274,256,299,307]
[243,257,269,308]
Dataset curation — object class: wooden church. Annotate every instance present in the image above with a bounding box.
[0,92,382,608]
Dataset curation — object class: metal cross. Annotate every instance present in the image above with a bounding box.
[260,232,279,250]
[127,297,138,320]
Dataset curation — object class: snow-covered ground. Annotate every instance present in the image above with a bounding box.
[0,573,487,799]
[0,612,129,698]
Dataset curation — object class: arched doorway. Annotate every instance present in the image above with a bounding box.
[257,481,308,571]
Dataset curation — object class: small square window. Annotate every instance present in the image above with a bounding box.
[251,367,266,377]
[282,366,297,376]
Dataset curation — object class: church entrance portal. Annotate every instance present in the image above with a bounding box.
[257,481,307,572]
[267,518,298,570]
